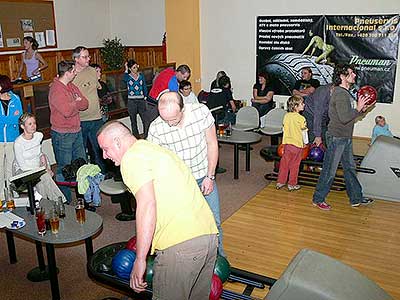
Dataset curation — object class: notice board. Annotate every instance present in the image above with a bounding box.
[0,0,57,52]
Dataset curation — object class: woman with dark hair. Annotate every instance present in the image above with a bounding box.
[251,72,275,118]
[16,36,48,82]
[0,75,23,142]
[123,59,148,138]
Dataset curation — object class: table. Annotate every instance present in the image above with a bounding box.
[4,203,103,300]
[217,130,261,179]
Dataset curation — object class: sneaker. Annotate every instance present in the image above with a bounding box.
[216,167,227,174]
[276,183,285,190]
[313,202,331,211]
[351,202,361,207]
[361,197,374,205]
[288,184,301,191]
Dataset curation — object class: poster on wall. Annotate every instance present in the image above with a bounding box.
[256,14,400,103]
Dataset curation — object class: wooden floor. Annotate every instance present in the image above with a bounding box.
[222,184,400,299]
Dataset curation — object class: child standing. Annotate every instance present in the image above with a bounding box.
[371,115,393,144]
[276,95,307,191]
[123,59,148,138]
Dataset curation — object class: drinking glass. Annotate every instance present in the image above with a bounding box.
[75,199,86,224]
[50,208,60,234]
[35,207,46,236]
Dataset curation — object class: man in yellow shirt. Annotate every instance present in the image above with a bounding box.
[97,121,218,299]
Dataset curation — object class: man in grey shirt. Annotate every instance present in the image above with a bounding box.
[312,64,375,210]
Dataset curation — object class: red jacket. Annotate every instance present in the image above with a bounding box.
[49,77,89,133]
[149,67,175,99]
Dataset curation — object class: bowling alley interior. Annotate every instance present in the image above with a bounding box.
[1,0,400,299]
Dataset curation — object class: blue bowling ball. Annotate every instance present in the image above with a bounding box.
[112,249,136,280]
[309,146,325,162]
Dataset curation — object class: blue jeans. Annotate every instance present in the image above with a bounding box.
[196,177,225,257]
[81,119,106,173]
[313,133,363,205]
[51,130,87,202]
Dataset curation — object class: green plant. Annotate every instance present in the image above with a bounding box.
[100,37,125,71]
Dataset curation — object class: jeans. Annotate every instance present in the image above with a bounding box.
[196,177,225,257]
[313,133,363,205]
[51,130,87,202]
[127,98,147,138]
[81,119,106,173]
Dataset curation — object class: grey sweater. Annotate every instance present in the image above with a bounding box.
[328,86,362,138]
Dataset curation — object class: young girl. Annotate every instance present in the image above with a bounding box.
[17,37,48,82]
[371,115,393,144]
[123,59,148,138]
[276,95,307,191]
[13,112,66,202]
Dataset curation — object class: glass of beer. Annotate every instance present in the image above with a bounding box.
[50,209,60,234]
[218,123,225,136]
[35,207,46,236]
[75,199,86,224]
[5,189,15,211]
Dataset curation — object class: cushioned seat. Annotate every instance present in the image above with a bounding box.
[99,179,128,195]
[232,106,259,131]
[99,178,135,222]
[259,107,286,145]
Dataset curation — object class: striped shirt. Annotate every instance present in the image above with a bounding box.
[147,103,214,179]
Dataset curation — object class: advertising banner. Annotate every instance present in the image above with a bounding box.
[257,14,400,103]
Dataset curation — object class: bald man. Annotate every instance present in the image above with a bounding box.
[147,91,225,257]
[97,121,218,299]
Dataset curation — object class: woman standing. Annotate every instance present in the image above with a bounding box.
[0,75,23,142]
[123,59,148,138]
[251,72,275,118]
[16,37,48,82]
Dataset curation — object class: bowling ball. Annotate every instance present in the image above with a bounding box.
[145,255,156,288]
[302,144,310,160]
[213,255,231,283]
[209,274,223,300]
[357,85,377,105]
[126,236,137,251]
[277,144,284,157]
[112,249,136,280]
[309,146,325,162]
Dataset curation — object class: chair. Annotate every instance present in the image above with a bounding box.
[259,107,286,145]
[232,106,259,131]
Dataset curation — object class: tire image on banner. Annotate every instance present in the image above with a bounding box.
[264,53,334,95]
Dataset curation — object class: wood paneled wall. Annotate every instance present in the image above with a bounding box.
[0,46,165,80]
